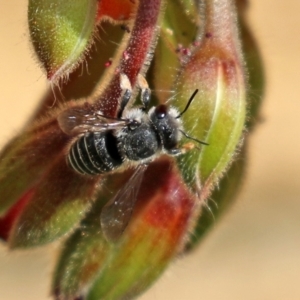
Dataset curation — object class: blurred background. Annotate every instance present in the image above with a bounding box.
[0,0,299,299]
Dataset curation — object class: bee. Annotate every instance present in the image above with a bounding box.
[57,74,207,242]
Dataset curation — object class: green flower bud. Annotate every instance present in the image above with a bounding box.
[185,0,265,251]
[28,0,98,82]
[174,0,247,202]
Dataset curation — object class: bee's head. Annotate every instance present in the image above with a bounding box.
[149,104,183,153]
[148,89,208,153]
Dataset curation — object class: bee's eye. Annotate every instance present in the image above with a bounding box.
[155,105,168,119]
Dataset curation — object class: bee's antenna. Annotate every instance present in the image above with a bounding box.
[176,89,199,119]
[179,129,209,146]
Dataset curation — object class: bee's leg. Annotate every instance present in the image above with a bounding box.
[138,74,151,110]
[180,142,198,153]
[168,142,196,156]
[118,73,133,118]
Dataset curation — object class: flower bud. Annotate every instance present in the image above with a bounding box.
[174,0,247,203]
[28,0,98,82]
[53,160,194,300]
[0,0,263,299]
[185,0,265,251]
[0,116,100,247]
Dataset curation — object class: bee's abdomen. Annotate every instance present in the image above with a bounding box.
[67,131,123,175]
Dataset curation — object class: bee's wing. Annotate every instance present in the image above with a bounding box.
[100,164,148,243]
[57,107,128,135]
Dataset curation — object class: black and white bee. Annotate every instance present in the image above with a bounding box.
[58,74,206,242]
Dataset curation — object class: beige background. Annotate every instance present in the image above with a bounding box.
[0,1,300,299]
